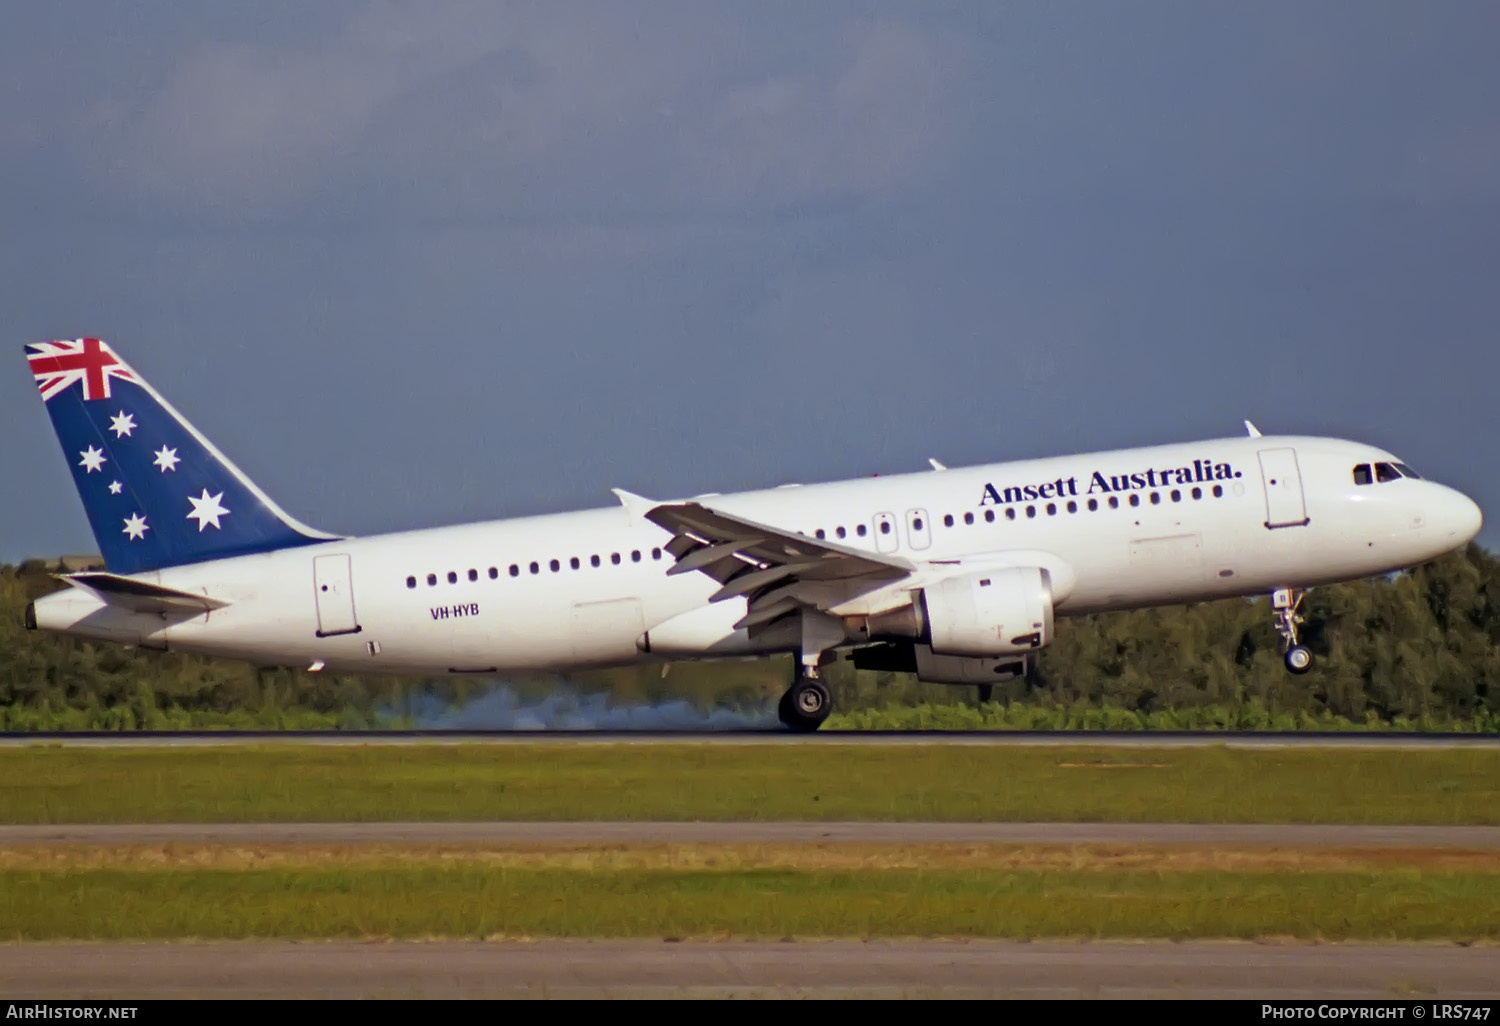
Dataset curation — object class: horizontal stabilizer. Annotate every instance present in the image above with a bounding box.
[62,571,230,614]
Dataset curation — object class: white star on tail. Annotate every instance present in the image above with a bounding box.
[153,446,180,472]
[122,513,149,540]
[108,481,123,495]
[78,446,106,473]
[109,411,136,438]
[186,489,230,531]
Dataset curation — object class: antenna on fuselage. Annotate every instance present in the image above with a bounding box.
[928,458,947,471]
[1244,420,1262,438]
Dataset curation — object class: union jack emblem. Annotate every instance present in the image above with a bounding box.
[27,338,138,402]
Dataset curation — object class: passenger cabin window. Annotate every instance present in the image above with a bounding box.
[1353,464,1373,485]
[406,576,416,589]
[856,524,868,537]
[468,569,478,582]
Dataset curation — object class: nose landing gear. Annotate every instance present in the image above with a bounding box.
[1273,587,1314,675]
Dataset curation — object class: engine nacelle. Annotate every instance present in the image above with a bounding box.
[866,566,1055,658]
[921,566,1053,657]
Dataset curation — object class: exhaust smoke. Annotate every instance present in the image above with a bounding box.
[401,680,779,731]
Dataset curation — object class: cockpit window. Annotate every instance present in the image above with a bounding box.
[1375,462,1401,483]
[1352,464,1372,486]
[1393,463,1421,479]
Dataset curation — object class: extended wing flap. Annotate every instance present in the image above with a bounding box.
[646,501,914,625]
[62,571,230,614]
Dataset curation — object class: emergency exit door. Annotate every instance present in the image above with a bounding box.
[313,554,362,636]
[1257,448,1309,529]
[905,508,932,550]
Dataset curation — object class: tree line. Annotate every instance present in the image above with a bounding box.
[2,544,1498,730]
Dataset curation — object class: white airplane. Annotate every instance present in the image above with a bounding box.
[23,338,1484,730]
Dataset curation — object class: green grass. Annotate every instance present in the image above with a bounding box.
[4,743,1500,824]
[4,865,1497,941]
[825,701,1500,732]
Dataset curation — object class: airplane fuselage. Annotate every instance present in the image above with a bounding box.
[30,434,1482,678]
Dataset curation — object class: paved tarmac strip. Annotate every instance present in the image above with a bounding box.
[3,730,1498,748]
[2,940,1496,999]
[5,821,1500,847]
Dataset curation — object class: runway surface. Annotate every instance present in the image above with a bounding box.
[3,729,1498,748]
[4,940,1497,999]
[7,821,1499,847]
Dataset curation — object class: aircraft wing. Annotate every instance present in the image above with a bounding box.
[645,501,915,630]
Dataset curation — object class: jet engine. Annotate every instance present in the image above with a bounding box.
[865,566,1054,658]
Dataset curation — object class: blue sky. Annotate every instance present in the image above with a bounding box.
[3,1,1498,561]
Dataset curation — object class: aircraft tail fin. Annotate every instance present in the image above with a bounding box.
[24,338,339,574]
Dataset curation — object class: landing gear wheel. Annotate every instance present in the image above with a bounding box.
[1284,645,1314,675]
[778,676,832,733]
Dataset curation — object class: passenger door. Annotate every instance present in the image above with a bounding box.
[1257,448,1310,528]
[313,554,361,637]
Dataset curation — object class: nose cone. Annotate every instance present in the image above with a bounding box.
[1435,487,1483,547]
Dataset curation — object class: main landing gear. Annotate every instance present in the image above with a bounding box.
[778,669,832,733]
[779,609,842,732]
[1273,587,1314,675]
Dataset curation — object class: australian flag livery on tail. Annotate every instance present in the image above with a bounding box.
[26,338,337,574]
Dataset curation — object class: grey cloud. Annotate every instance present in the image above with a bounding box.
[675,19,969,208]
[58,3,969,222]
